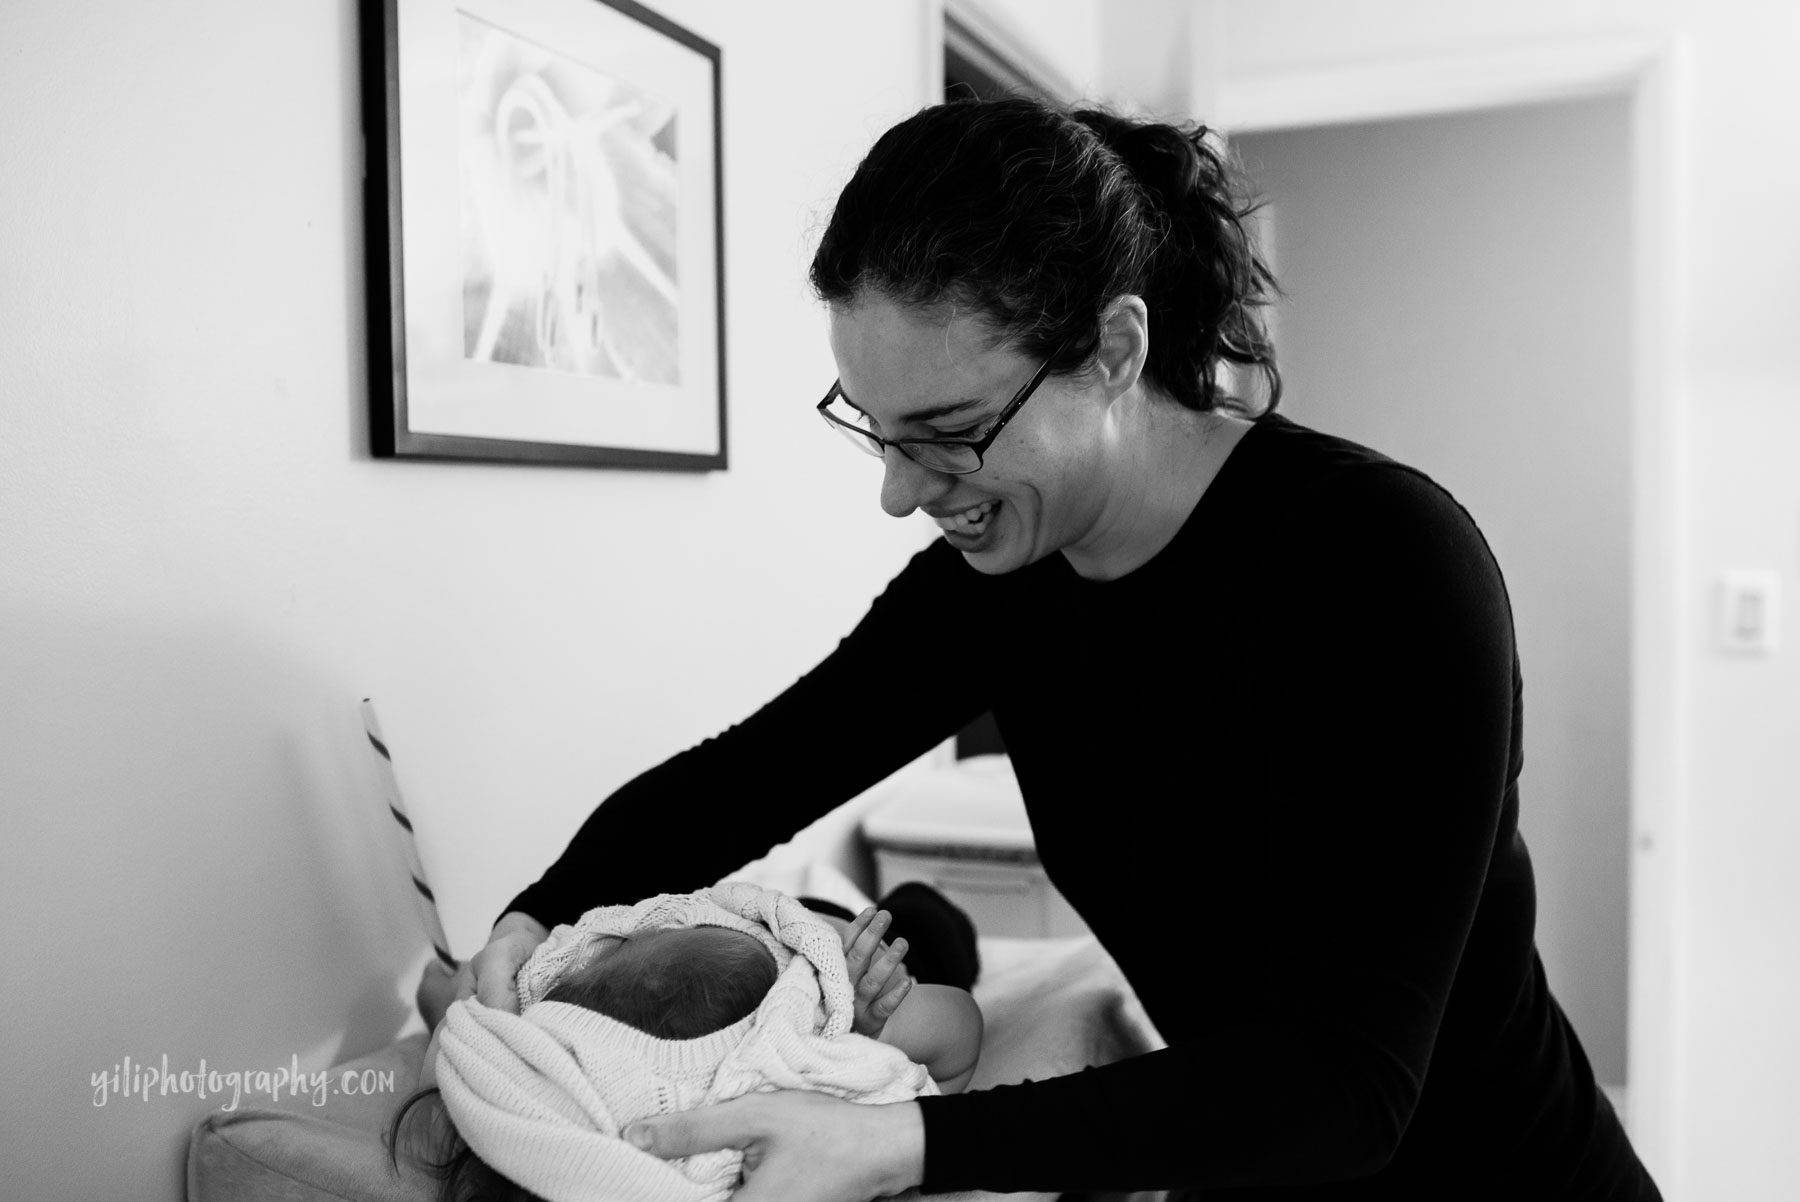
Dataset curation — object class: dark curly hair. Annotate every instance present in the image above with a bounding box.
[387,927,779,1202]
[538,926,778,1041]
[810,96,1281,415]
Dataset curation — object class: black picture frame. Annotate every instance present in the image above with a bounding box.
[360,0,726,469]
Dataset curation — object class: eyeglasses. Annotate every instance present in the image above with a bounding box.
[816,339,1070,476]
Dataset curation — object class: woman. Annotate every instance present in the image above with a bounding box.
[451,97,1662,1201]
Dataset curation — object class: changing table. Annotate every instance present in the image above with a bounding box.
[861,755,1089,939]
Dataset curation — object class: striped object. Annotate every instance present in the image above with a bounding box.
[361,699,459,970]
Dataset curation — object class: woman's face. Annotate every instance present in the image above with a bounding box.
[827,295,1117,576]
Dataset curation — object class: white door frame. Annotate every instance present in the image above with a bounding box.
[1212,34,1690,1192]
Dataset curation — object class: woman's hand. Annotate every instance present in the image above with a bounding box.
[453,910,551,1014]
[419,912,550,1090]
[840,905,913,1039]
[622,1092,924,1202]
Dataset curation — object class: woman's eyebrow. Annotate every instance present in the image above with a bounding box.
[839,388,988,422]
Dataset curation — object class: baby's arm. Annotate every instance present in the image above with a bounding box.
[878,983,983,1094]
[833,905,983,1092]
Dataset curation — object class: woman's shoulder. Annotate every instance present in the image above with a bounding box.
[1211,416,1520,665]
[1234,411,1409,493]
[1223,413,1508,592]
[1234,412,1483,538]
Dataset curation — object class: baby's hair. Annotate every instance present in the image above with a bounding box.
[545,925,779,1038]
[389,1090,536,1202]
[387,925,779,1202]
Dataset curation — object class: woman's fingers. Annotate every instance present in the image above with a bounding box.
[464,913,550,1015]
[624,1094,764,1157]
[472,955,520,1012]
[623,1092,925,1202]
[468,931,536,1014]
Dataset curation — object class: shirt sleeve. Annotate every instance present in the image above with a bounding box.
[917,466,1521,1193]
[502,540,993,929]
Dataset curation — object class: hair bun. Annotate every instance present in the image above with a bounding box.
[1072,108,1278,409]
[1073,111,1216,221]
[812,97,1280,413]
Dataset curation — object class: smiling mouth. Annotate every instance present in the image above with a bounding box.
[933,499,1000,535]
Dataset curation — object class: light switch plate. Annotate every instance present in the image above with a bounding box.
[1715,570,1780,655]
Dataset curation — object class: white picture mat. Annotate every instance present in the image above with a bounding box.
[395,0,720,454]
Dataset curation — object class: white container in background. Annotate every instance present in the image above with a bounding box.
[860,755,1090,939]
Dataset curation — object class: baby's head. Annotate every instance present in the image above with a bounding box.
[542,924,780,1037]
[392,923,780,1202]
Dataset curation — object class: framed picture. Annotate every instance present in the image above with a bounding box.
[361,0,725,469]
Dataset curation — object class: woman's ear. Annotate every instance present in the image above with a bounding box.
[1091,295,1151,401]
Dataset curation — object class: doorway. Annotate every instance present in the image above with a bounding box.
[1232,95,1634,1100]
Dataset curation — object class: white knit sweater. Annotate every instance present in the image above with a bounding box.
[435,882,953,1202]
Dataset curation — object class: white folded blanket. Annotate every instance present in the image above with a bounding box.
[435,882,949,1202]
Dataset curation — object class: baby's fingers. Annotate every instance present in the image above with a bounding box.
[839,905,876,954]
[869,972,912,1023]
[844,908,892,980]
[855,936,909,1001]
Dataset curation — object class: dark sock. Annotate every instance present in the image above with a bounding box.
[875,881,981,990]
[796,895,857,923]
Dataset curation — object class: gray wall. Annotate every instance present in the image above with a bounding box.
[1235,94,1633,1085]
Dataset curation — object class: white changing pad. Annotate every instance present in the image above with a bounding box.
[188,933,1165,1202]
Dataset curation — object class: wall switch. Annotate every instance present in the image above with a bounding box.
[1715,570,1780,655]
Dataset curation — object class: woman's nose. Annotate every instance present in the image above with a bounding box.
[879,446,948,518]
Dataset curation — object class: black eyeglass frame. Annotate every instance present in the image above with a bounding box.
[816,338,1072,476]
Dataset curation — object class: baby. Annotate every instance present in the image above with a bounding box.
[393,889,983,1202]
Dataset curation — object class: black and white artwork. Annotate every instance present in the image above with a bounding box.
[364,0,723,469]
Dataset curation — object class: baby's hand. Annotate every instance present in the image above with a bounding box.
[841,906,913,1039]
[415,958,459,1031]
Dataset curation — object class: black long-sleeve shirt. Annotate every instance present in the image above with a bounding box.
[505,414,1660,1200]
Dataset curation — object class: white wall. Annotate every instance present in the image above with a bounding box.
[1235,95,1635,1086]
[967,0,1205,121]
[0,2,943,1197]
[963,0,1102,96]
[1218,3,1800,1200]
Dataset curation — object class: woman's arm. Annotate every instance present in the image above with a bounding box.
[916,467,1523,1194]
[615,466,1524,1196]
[498,541,991,929]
